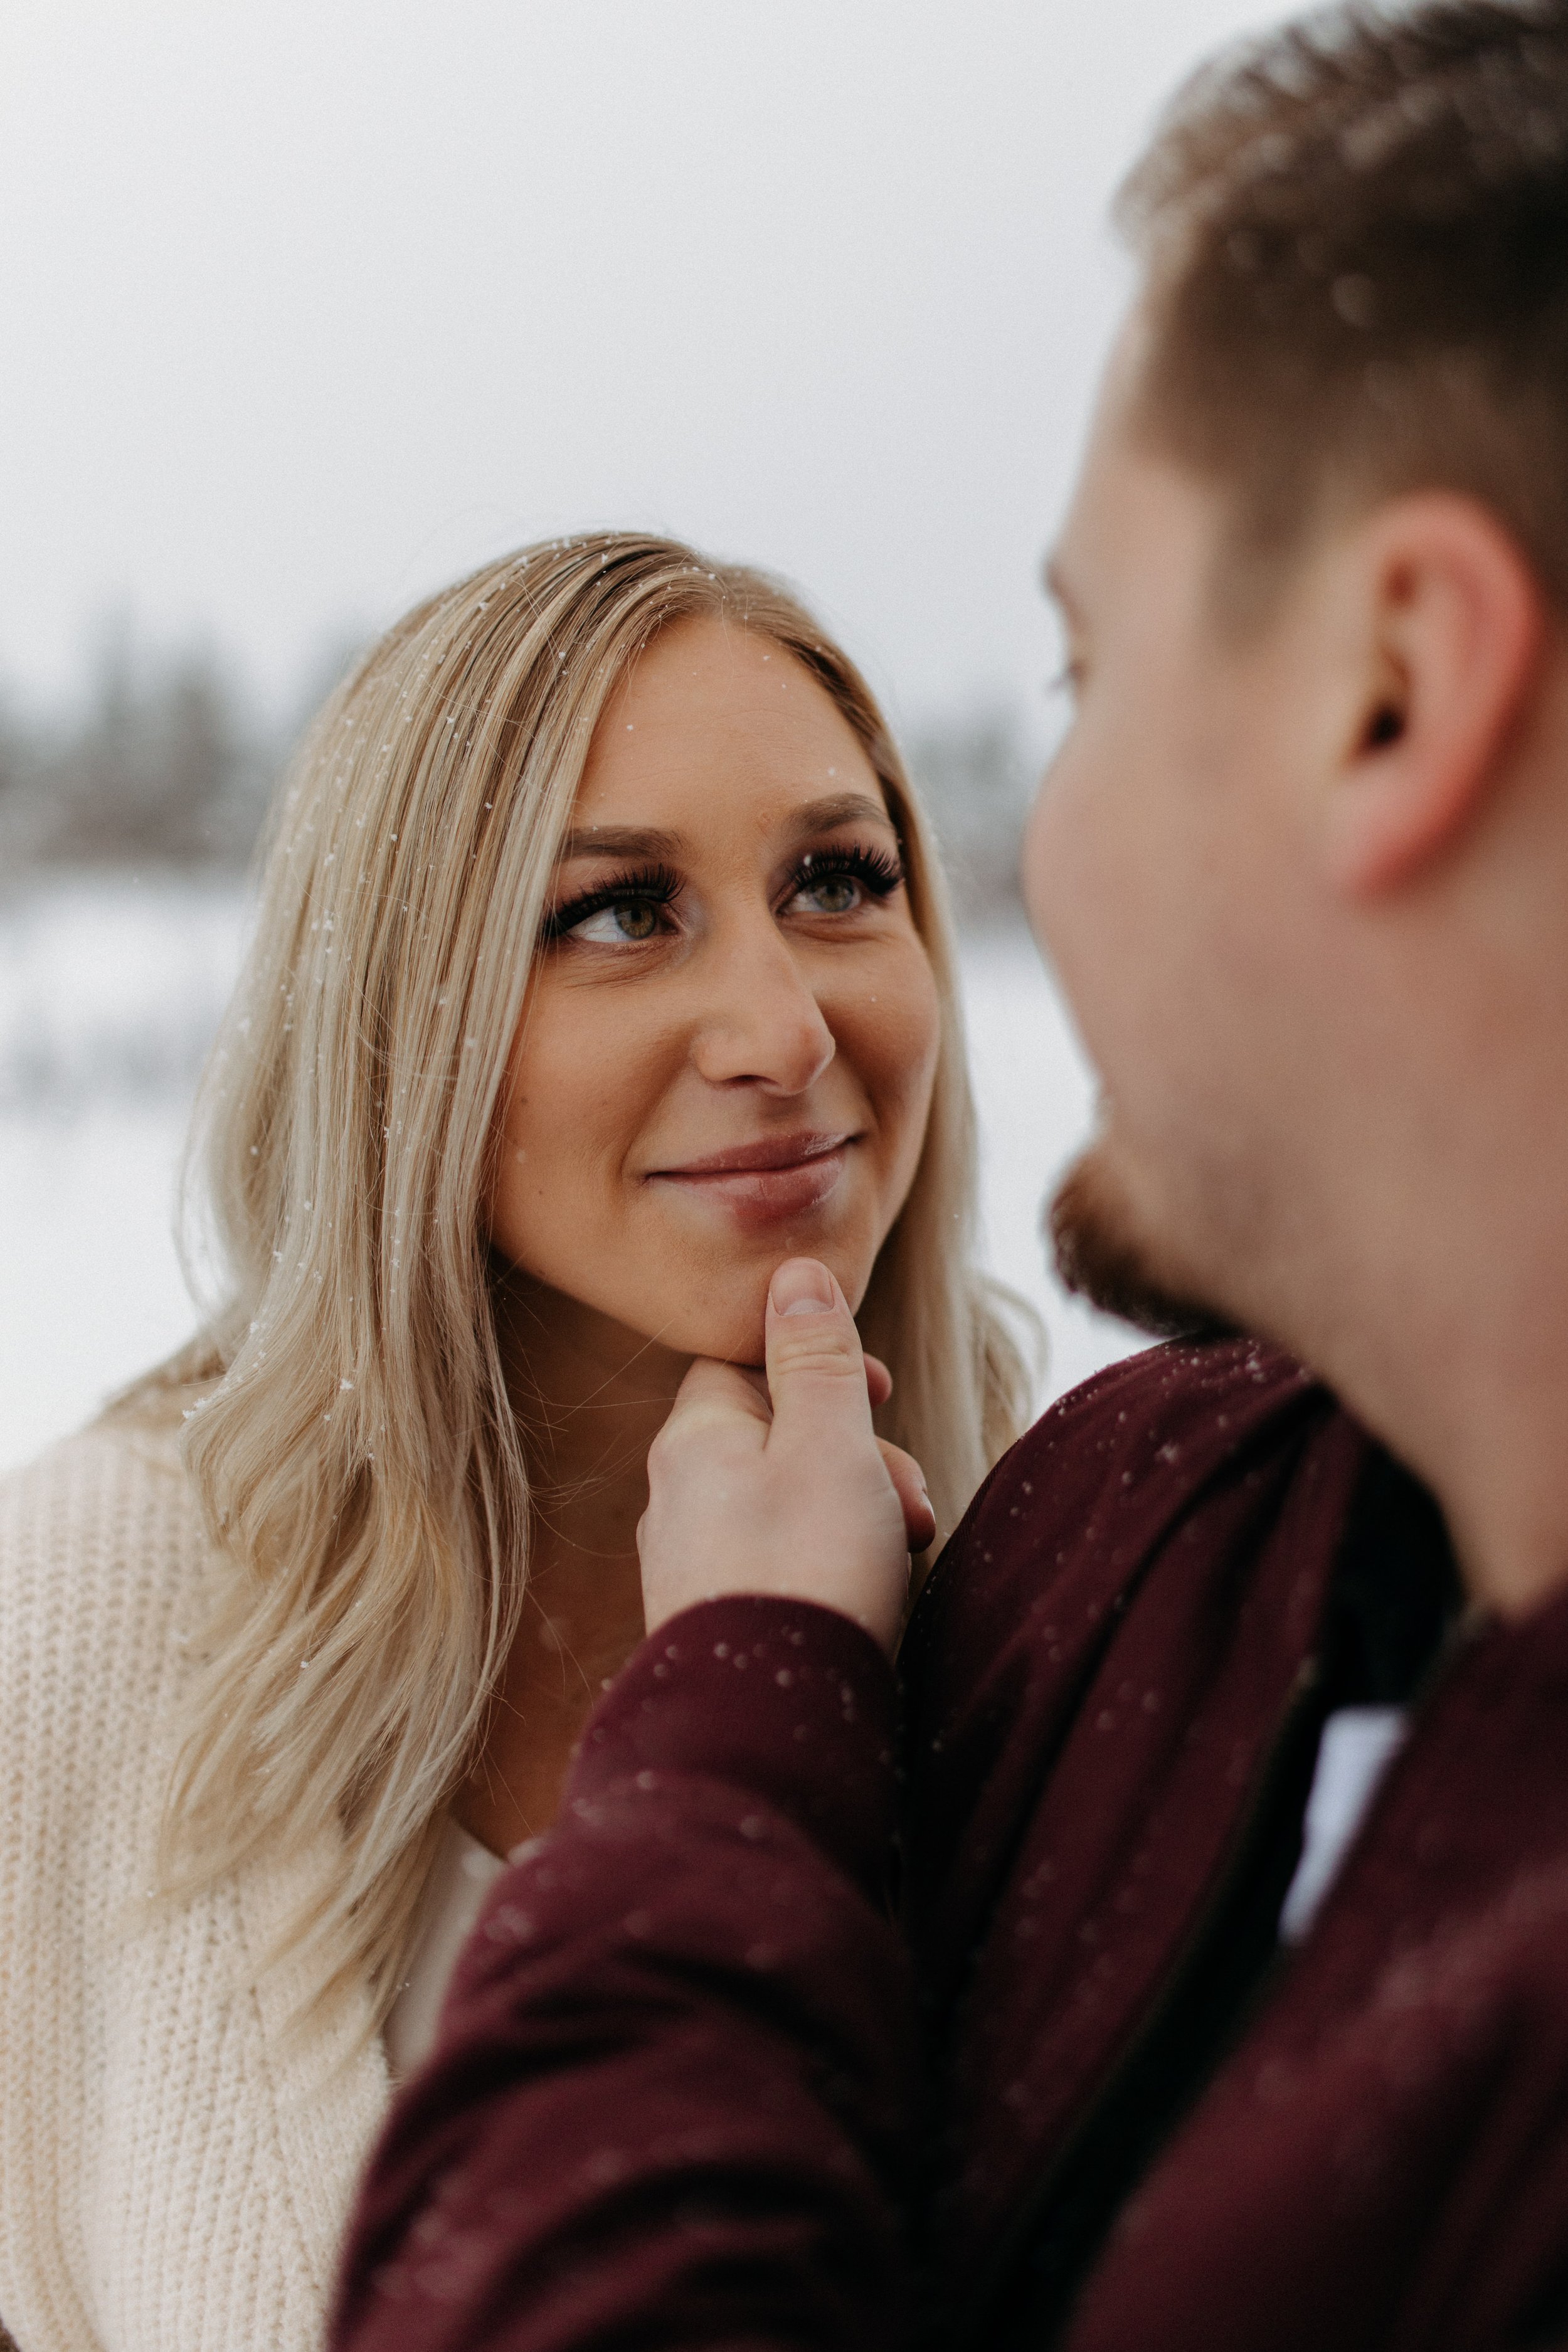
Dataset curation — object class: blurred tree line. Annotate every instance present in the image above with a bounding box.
[0,630,272,872]
[0,627,1041,923]
[0,623,364,880]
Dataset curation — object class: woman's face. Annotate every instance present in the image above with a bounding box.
[488,615,941,1367]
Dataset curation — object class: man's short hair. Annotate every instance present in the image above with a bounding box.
[1120,0,1568,610]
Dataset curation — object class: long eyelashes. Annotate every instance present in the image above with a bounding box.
[542,862,681,941]
[543,840,906,942]
[791,844,904,900]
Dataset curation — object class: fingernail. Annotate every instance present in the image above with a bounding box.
[771,1258,835,1317]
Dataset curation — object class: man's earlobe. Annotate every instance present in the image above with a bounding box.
[1325,494,1543,899]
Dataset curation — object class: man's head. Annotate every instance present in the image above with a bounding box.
[1030,0,1568,1364]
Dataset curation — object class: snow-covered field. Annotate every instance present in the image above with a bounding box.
[0,879,1142,1477]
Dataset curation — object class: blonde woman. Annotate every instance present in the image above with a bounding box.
[0,534,1031,2352]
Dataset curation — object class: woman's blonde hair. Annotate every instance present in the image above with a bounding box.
[130,532,1034,2021]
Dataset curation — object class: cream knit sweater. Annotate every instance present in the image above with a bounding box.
[0,1419,391,2352]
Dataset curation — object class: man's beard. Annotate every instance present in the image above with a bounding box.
[1048,1140,1237,1343]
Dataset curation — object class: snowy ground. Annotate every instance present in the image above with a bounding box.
[0,879,1142,1478]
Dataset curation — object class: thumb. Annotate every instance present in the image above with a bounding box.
[764,1258,874,1448]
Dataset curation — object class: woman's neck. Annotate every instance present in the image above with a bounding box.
[453,1274,689,1857]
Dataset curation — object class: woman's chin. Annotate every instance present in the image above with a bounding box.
[648,1249,873,1371]
[659,1292,770,1371]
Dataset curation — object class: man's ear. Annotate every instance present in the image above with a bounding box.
[1324,493,1544,898]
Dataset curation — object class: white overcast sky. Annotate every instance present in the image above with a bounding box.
[2,0,1292,737]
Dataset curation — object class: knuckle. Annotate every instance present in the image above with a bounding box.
[654,1401,721,1450]
[768,1327,862,1379]
[645,1420,683,1468]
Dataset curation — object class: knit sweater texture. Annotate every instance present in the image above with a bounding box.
[0,1419,391,2352]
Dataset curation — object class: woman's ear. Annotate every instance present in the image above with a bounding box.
[1324,493,1544,898]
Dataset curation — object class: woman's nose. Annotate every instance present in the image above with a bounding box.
[689,926,835,1095]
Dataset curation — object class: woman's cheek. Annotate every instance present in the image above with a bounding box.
[841,944,941,1188]
[885,941,942,1094]
[486,1002,607,1267]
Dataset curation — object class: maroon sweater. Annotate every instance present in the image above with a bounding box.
[333,1340,1568,2352]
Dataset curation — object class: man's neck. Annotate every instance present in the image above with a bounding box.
[1259,1190,1568,1624]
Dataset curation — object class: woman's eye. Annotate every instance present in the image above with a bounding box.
[783,848,903,918]
[791,872,863,916]
[569,898,664,944]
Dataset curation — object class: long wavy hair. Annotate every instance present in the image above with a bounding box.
[126,532,1034,2021]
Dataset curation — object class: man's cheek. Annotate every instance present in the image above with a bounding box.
[1021,763,1078,951]
[1026,762,1120,1014]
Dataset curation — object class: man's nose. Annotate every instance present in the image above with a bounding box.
[688,922,835,1094]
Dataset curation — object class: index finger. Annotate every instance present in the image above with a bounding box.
[663,1355,773,1438]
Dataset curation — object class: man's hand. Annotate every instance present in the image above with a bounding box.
[638,1257,936,1655]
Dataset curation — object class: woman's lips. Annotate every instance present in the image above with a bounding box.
[648,1131,856,1229]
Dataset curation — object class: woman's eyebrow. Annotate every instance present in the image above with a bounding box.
[555,794,891,869]
[783,791,893,840]
[556,824,684,864]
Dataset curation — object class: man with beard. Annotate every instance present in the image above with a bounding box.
[332,5,1568,2349]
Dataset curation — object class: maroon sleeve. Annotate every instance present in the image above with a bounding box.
[330,1595,919,2352]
